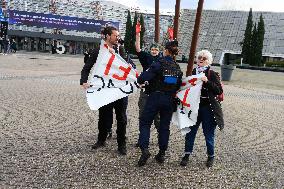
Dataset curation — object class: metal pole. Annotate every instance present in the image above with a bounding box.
[155,0,160,43]
[173,0,181,40]
[186,0,204,76]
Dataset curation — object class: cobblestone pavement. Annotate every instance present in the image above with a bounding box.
[0,53,284,188]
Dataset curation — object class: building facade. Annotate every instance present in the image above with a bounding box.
[178,9,284,64]
[3,0,174,54]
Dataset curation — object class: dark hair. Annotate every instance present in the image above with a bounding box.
[165,40,179,56]
[150,43,159,50]
[101,26,118,39]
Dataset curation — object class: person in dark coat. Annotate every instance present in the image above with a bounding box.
[11,39,17,53]
[0,37,3,53]
[180,50,224,168]
[137,40,183,166]
[80,26,128,155]
[135,23,161,147]
[83,48,90,64]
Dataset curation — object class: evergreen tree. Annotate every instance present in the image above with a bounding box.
[256,14,265,66]
[251,23,258,66]
[139,14,146,49]
[124,10,132,53]
[241,8,253,65]
[131,11,138,54]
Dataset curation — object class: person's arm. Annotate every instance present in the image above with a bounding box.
[135,32,141,53]
[80,48,99,87]
[137,62,160,84]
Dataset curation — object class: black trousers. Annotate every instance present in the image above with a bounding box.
[97,97,128,147]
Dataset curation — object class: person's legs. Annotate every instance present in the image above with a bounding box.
[180,113,201,166]
[94,103,113,148]
[157,94,174,152]
[136,91,148,147]
[137,91,160,147]
[200,106,217,167]
[139,94,158,150]
[153,113,160,131]
[138,93,159,166]
[114,97,128,154]
[155,94,174,164]
[138,91,148,120]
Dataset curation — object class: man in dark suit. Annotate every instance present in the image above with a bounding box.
[80,26,128,155]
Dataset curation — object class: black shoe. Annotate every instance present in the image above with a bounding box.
[206,156,214,168]
[107,131,112,139]
[138,149,151,167]
[91,141,105,150]
[180,154,189,166]
[118,146,127,155]
[155,150,165,164]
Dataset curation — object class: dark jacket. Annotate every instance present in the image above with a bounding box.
[138,56,183,95]
[137,51,160,71]
[193,68,224,130]
[80,44,127,85]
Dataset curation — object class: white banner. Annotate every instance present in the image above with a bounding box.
[86,40,139,110]
[172,74,204,135]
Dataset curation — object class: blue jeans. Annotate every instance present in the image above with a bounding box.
[139,92,174,151]
[184,105,216,157]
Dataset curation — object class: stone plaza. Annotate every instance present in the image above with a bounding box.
[0,52,284,188]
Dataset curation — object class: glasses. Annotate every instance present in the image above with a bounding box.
[197,56,207,61]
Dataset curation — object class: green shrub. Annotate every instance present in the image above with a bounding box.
[265,61,284,68]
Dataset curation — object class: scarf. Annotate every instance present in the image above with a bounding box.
[197,65,209,74]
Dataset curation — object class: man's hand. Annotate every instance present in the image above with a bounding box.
[82,83,90,89]
[109,47,115,54]
[201,76,208,83]
[139,83,146,88]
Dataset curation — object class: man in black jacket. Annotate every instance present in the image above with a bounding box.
[80,26,128,155]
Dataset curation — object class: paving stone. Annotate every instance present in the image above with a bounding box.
[0,52,283,188]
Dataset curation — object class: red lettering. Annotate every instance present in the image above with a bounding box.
[104,54,115,75]
[181,88,191,107]
[181,78,197,87]
[188,78,197,86]
[113,66,132,80]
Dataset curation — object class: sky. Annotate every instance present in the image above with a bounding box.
[106,0,284,13]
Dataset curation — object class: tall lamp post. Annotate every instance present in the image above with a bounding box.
[154,0,159,43]
[186,0,204,76]
[173,0,180,40]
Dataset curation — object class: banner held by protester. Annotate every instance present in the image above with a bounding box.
[86,40,139,110]
[172,74,204,135]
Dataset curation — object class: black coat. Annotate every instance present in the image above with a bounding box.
[193,68,224,130]
[80,44,127,85]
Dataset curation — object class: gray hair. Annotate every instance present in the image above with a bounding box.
[196,50,213,65]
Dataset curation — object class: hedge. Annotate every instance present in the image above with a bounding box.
[265,61,284,68]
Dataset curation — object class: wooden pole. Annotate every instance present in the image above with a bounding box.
[173,0,181,40]
[155,0,160,43]
[186,0,204,76]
